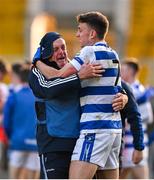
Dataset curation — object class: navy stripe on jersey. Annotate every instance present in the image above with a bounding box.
[80,86,121,97]
[81,104,114,113]
[80,134,95,161]
[80,120,122,130]
[95,43,107,47]
[103,68,118,77]
[95,51,117,60]
[136,92,150,105]
[79,139,87,161]
[74,57,84,65]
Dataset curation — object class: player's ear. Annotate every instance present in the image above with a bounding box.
[89,29,97,39]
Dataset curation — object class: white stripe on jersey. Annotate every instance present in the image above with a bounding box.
[80,95,115,106]
[80,112,121,123]
[131,80,145,99]
[80,129,122,134]
[139,102,153,121]
[81,77,121,88]
[141,123,147,130]
[70,59,119,71]
[131,80,153,122]
[92,59,119,69]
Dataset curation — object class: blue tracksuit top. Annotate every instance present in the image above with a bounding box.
[29,67,81,154]
[29,67,81,138]
[3,86,38,151]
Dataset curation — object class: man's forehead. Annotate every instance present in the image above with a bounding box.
[53,38,66,46]
[78,23,91,30]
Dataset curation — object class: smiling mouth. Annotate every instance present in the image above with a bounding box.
[58,57,66,61]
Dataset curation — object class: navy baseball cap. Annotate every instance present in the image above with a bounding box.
[39,32,61,60]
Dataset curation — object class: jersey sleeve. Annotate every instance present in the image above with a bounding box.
[70,46,95,71]
[29,67,81,99]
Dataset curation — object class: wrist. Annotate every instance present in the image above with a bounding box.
[78,72,83,79]
[35,60,41,67]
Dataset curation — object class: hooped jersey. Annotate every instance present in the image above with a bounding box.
[70,41,122,134]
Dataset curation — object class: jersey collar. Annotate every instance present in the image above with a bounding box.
[94,41,107,47]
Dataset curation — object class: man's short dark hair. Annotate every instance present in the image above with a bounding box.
[76,11,109,39]
[12,63,30,83]
[19,66,30,83]
[123,59,140,74]
[12,63,22,75]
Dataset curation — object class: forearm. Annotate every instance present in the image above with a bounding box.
[36,61,59,79]
[29,68,80,99]
[36,61,77,79]
[57,63,77,78]
[129,116,144,151]
[126,103,144,150]
[125,98,144,150]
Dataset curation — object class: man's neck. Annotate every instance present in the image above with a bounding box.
[127,77,136,84]
[89,38,105,46]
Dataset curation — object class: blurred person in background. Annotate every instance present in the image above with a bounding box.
[0,60,9,171]
[3,63,40,179]
[143,87,154,179]
[120,59,153,179]
[8,63,24,93]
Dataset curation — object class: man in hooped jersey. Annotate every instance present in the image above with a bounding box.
[34,12,124,179]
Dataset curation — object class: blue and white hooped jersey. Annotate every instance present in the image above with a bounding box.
[124,80,153,153]
[131,80,153,122]
[70,41,122,134]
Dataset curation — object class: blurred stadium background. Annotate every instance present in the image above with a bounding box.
[0,0,154,85]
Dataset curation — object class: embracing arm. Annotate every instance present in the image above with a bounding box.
[36,61,77,79]
[36,60,103,79]
[29,67,81,99]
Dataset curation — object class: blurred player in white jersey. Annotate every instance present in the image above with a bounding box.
[120,59,153,179]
